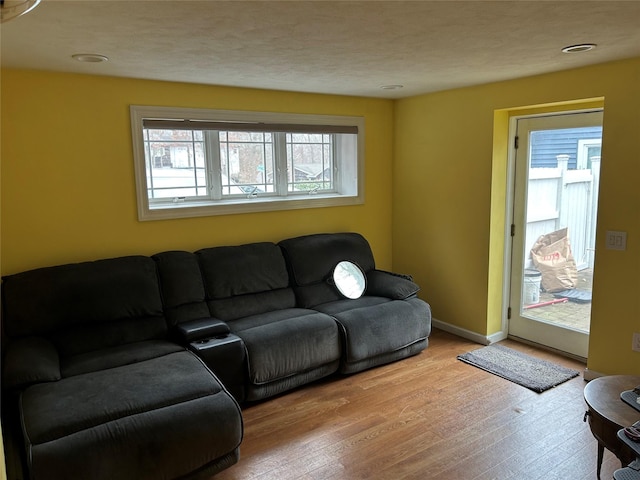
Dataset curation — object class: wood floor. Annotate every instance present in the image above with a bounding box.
[215,328,624,480]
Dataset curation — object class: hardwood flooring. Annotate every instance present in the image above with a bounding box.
[215,328,624,480]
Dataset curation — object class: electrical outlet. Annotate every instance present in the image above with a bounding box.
[633,332,640,352]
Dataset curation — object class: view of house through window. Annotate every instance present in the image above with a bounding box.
[286,133,334,192]
[144,128,207,199]
[219,131,275,196]
[130,106,364,220]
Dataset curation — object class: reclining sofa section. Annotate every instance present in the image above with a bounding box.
[1,232,431,480]
[279,233,432,374]
[153,242,342,402]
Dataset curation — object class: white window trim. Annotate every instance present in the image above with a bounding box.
[130,105,365,221]
[577,138,602,169]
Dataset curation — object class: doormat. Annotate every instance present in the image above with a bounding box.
[457,344,580,393]
[553,289,592,303]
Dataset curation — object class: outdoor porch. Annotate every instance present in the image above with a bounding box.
[523,268,593,334]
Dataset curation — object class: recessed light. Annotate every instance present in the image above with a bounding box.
[561,44,597,54]
[380,84,404,90]
[72,53,109,63]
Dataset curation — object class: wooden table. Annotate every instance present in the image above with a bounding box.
[584,375,640,479]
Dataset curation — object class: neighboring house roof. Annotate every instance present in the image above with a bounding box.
[294,164,330,180]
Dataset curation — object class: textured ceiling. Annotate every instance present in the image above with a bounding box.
[2,0,640,98]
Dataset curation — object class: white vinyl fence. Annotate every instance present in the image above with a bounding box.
[524,155,600,271]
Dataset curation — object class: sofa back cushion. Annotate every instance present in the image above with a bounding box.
[196,242,296,321]
[279,232,376,308]
[153,251,211,326]
[2,256,166,357]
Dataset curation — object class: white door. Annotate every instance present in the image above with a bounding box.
[508,110,603,359]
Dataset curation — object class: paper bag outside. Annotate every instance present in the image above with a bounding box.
[530,227,578,293]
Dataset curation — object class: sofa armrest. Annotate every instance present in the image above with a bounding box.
[366,270,420,300]
[3,336,61,390]
[175,317,231,343]
[375,269,414,282]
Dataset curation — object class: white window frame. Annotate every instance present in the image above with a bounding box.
[577,138,602,169]
[130,105,365,221]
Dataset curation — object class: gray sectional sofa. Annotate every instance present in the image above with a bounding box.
[1,232,431,479]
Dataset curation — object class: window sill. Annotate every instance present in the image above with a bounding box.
[140,193,364,221]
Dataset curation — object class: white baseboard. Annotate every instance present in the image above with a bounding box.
[487,330,509,344]
[431,318,506,346]
[431,319,593,379]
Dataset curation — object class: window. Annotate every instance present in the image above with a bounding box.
[130,106,364,220]
[577,138,602,169]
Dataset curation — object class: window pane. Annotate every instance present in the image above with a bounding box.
[132,105,363,220]
[219,131,274,196]
[143,129,207,199]
[286,133,334,192]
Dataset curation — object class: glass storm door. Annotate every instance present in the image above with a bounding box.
[508,110,603,359]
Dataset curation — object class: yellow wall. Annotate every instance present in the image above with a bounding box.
[394,57,640,375]
[2,59,639,379]
[0,70,394,275]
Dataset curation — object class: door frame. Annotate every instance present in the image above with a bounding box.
[502,108,602,360]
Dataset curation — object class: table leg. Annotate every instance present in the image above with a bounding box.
[597,442,604,479]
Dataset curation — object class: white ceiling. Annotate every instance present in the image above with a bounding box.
[2,0,640,99]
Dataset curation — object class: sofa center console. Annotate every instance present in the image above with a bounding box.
[188,334,246,402]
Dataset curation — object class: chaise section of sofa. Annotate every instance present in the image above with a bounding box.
[18,350,241,480]
[1,256,243,480]
[279,232,432,374]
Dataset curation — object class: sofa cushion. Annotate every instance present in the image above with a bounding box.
[288,281,343,309]
[279,232,377,308]
[313,296,391,315]
[21,350,243,480]
[152,251,211,326]
[2,256,163,337]
[2,256,167,356]
[279,232,376,286]
[208,289,297,322]
[197,242,290,297]
[2,337,61,390]
[315,297,432,371]
[49,316,168,358]
[229,309,340,385]
[197,242,296,320]
[60,340,184,378]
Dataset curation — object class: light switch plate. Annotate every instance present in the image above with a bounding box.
[606,230,627,251]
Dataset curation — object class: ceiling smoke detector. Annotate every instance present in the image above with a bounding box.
[0,0,40,23]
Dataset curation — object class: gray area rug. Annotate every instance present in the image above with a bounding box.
[457,344,580,393]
